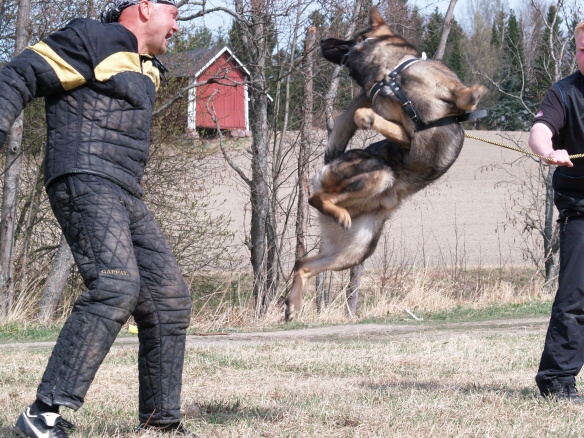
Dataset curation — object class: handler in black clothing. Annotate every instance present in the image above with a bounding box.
[0,1,197,436]
[528,21,584,402]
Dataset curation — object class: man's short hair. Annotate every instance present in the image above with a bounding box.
[101,0,176,23]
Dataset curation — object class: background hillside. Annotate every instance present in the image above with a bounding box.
[206,130,539,270]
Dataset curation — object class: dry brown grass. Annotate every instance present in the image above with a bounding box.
[184,265,551,332]
[2,317,582,437]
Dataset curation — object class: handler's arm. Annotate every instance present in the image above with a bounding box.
[0,21,93,148]
[528,122,573,167]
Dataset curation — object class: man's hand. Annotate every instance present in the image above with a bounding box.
[544,149,573,167]
[528,122,574,167]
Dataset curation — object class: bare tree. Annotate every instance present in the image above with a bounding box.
[324,0,363,133]
[435,0,458,60]
[0,0,30,317]
[296,26,317,259]
[38,234,74,321]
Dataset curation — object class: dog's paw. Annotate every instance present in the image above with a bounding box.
[354,108,376,130]
[335,209,352,230]
[284,302,295,322]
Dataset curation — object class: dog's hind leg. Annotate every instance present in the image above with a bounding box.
[284,259,315,322]
[309,191,352,229]
[325,93,372,163]
[284,212,387,321]
[285,252,347,322]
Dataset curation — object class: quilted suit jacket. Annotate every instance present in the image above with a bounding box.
[0,18,162,197]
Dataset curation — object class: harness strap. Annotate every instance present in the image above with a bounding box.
[368,54,487,131]
[418,108,488,131]
[369,57,426,130]
[369,58,422,103]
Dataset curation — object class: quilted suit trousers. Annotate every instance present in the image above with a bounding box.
[37,174,192,425]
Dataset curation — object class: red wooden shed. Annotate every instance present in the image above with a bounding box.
[165,46,251,138]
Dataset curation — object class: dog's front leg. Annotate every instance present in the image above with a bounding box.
[325,93,372,163]
[354,107,410,145]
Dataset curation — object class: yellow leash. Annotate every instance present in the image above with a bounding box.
[464,132,584,161]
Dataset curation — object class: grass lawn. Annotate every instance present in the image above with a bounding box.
[0,301,577,438]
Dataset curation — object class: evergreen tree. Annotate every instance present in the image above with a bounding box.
[487,9,531,131]
[421,8,443,58]
[491,10,506,48]
[228,16,277,67]
[420,10,467,81]
[445,21,467,81]
[501,10,524,94]
[533,5,562,98]
[167,26,215,54]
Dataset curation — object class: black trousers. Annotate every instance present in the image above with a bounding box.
[36,174,192,425]
[536,216,584,389]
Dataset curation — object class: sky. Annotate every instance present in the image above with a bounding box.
[192,0,233,34]
[197,0,531,35]
[408,0,525,30]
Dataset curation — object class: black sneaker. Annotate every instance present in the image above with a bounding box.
[135,421,199,437]
[14,407,75,437]
[539,379,584,403]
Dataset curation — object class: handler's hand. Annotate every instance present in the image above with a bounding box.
[544,149,573,167]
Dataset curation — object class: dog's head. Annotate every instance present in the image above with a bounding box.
[320,8,419,89]
[321,8,487,125]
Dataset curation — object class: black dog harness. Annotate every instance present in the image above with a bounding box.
[368,55,487,131]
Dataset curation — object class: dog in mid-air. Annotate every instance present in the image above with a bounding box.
[283,7,487,321]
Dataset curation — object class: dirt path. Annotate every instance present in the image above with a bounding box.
[0,316,550,351]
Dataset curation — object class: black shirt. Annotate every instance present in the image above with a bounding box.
[533,71,584,217]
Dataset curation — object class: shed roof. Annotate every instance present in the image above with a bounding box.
[163,46,250,79]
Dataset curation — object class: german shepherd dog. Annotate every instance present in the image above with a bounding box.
[283,8,487,321]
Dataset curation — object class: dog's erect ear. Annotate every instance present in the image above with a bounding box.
[320,38,354,65]
[368,7,394,36]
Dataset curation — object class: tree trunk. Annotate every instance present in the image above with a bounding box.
[18,148,44,289]
[38,234,74,321]
[347,262,364,318]
[543,165,558,290]
[435,0,458,60]
[0,117,23,316]
[296,26,316,259]
[0,0,30,317]
[236,4,274,318]
[250,94,270,317]
[316,271,330,313]
[324,0,363,133]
